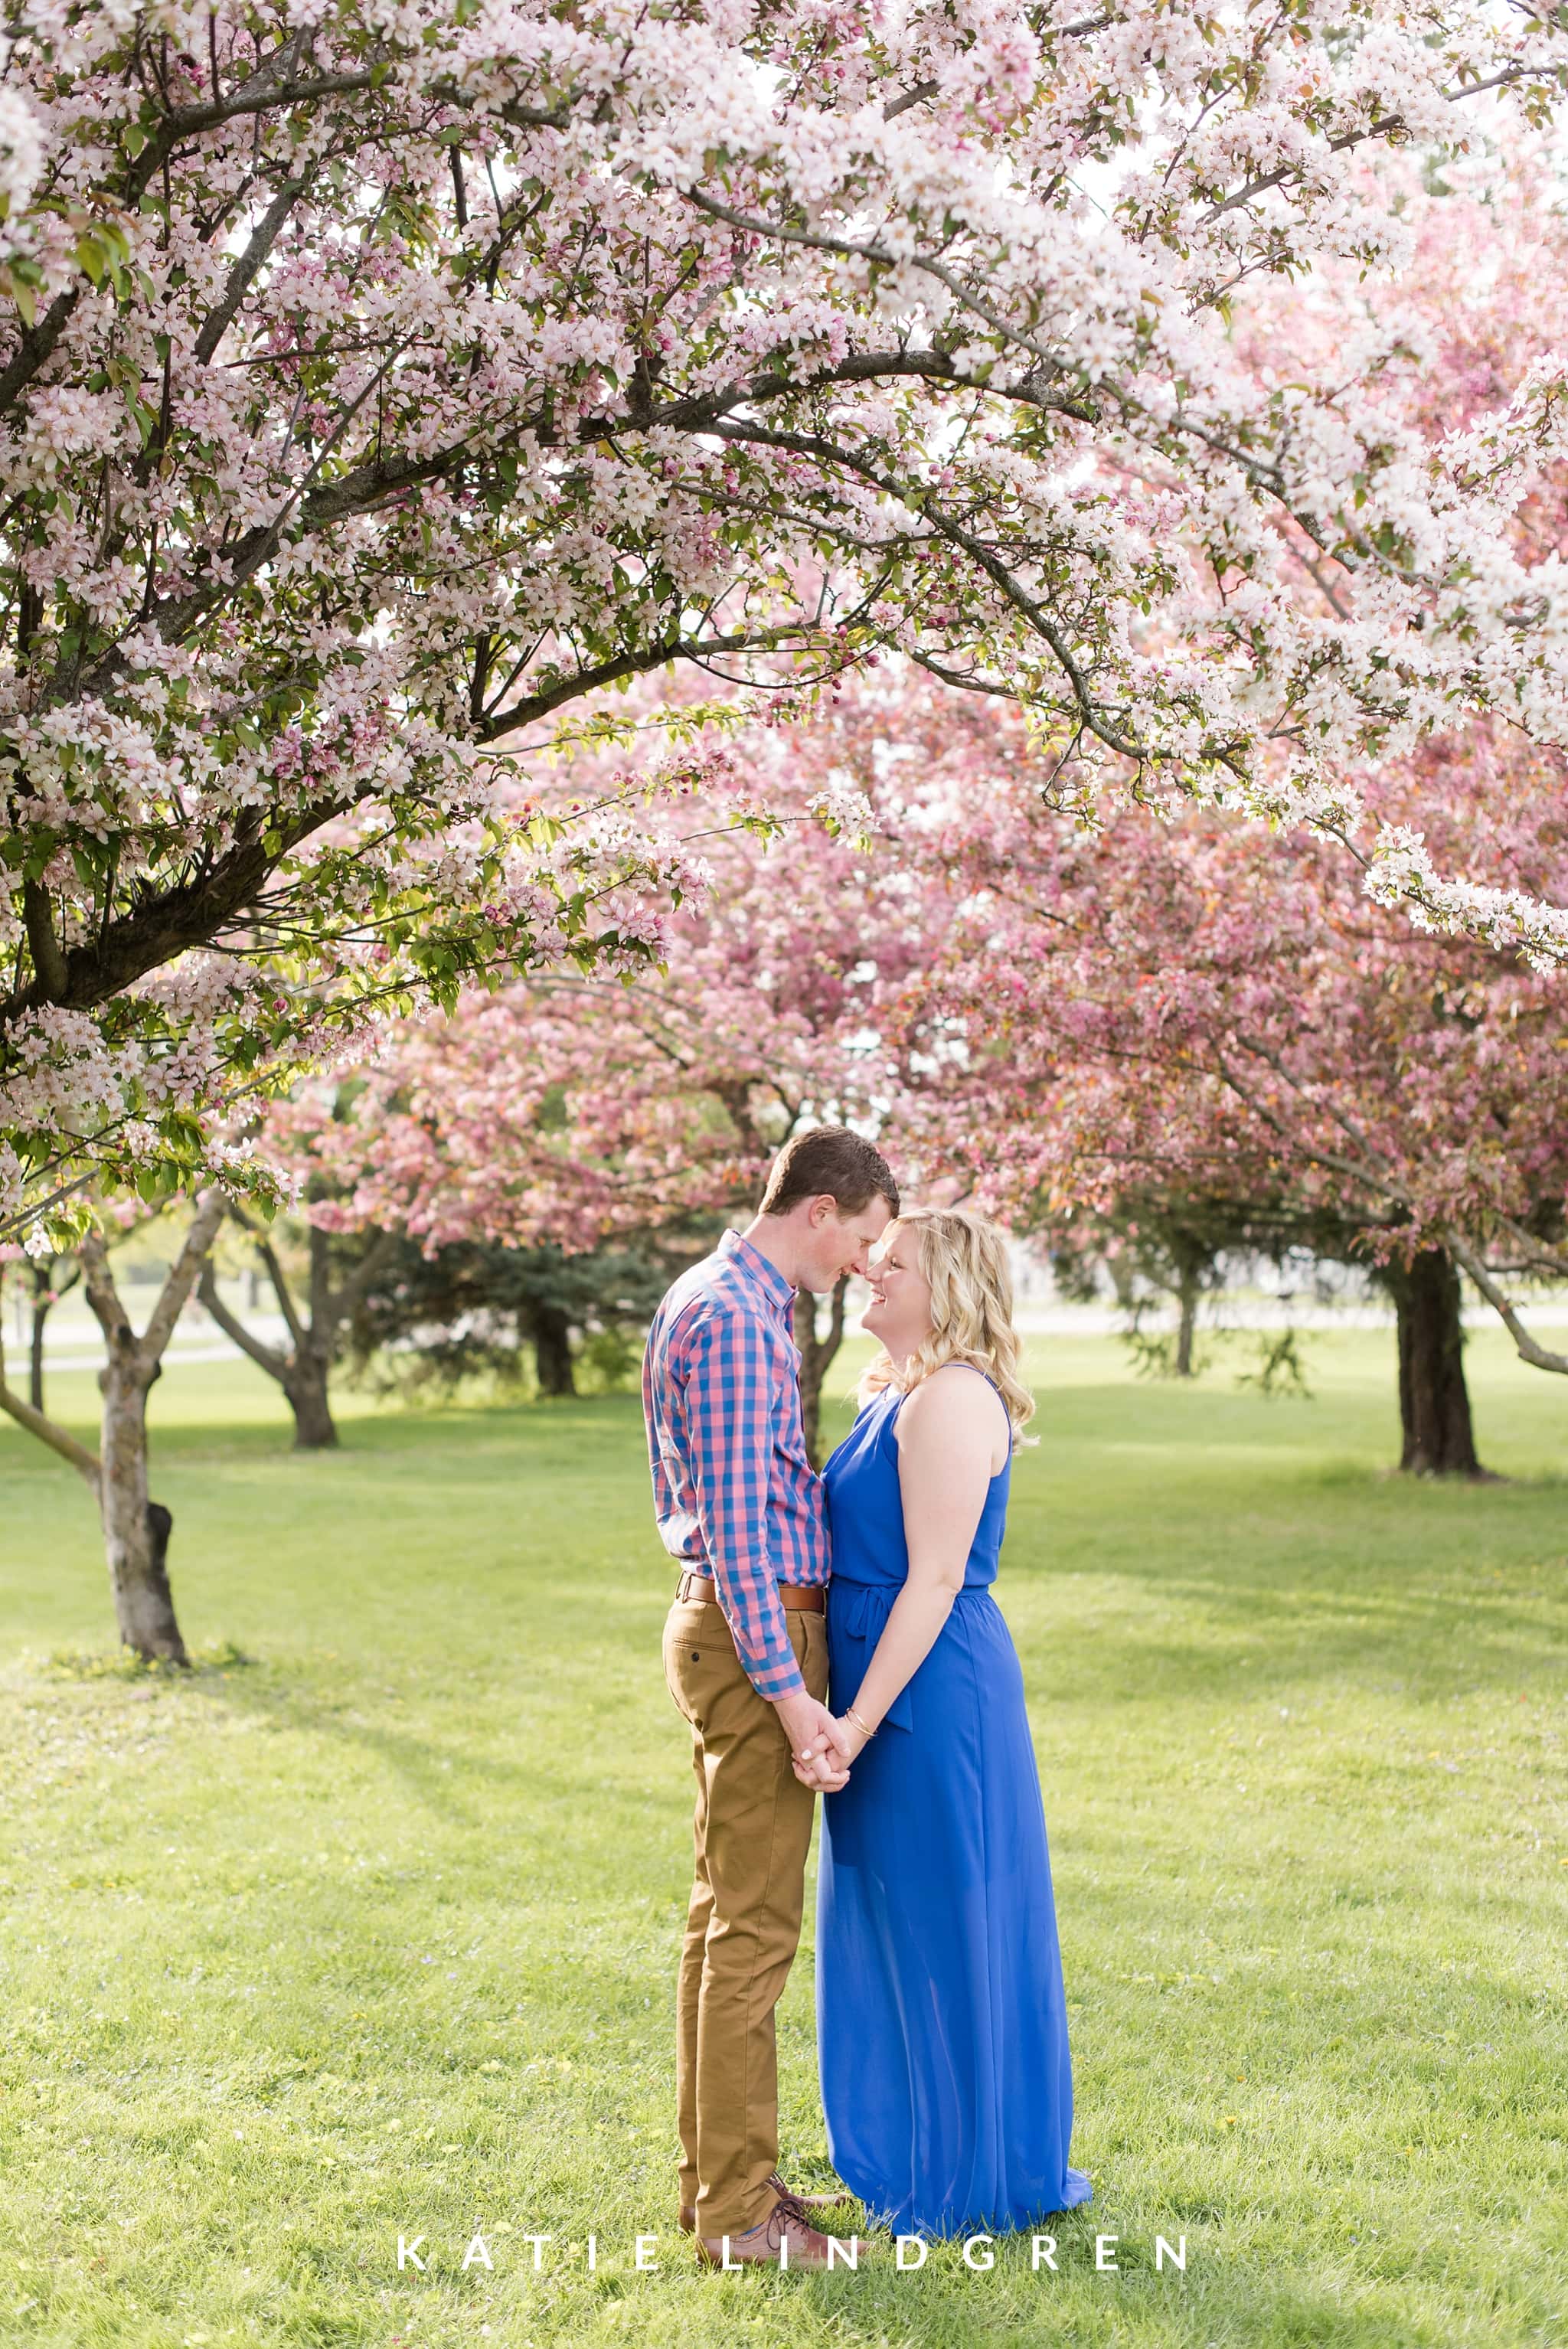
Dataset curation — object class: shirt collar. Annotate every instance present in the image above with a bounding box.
[719,1227,798,1318]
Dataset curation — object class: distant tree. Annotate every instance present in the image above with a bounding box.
[889,715,1568,1473]
[1050,1195,1238,1383]
[195,1209,400,1451]
[343,1230,704,1404]
[10,1250,83,1414]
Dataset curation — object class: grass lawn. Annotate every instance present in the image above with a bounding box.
[2,1326,1565,2349]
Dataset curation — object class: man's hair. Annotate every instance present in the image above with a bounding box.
[759,1125,900,1220]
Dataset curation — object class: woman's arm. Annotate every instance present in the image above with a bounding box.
[796,1367,1005,1783]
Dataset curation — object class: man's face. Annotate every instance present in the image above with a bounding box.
[797,1193,894,1295]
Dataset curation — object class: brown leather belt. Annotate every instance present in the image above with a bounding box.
[675,1569,825,1614]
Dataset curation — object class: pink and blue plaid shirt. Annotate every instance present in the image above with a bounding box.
[643,1228,829,1701]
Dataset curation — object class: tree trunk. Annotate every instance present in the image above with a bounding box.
[533,1305,576,1397]
[283,1348,339,1449]
[199,1217,397,1449]
[99,1353,186,1662]
[795,1276,849,1470]
[29,1286,51,1412]
[1174,1279,1199,1377]
[1389,1248,1483,1478]
[80,1188,225,1664]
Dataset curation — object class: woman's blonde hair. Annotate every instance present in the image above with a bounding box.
[860,1207,1037,1443]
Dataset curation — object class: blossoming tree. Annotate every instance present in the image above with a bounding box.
[237,734,938,1456]
[5,1,1568,1235]
[233,632,1568,1479]
[887,708,1568,1472]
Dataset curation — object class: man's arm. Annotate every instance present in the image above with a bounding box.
[682,1304,807,1701]
[681,1308,853,1782]
[642,1313,671,1515]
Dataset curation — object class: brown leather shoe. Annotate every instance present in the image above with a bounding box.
[681,2171,848,2233]
[696,2197,838,2270]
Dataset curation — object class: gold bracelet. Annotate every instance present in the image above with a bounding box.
[845,1704,877,1740]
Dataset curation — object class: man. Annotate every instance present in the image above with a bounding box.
[644,1125,898,2270]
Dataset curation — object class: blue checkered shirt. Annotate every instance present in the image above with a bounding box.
[642,1228,828,1701]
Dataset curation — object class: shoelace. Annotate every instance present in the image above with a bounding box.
[765,2169,841,2222]
[766,2174,808,2224]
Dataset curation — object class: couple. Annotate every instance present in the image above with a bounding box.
[643,1125,1092,2267]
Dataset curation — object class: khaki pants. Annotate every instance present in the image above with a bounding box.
[662,1594,830,2238]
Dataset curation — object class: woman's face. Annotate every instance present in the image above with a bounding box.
[861,1224,933,1356]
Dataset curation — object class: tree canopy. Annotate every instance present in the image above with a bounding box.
[5,1,1568,1233]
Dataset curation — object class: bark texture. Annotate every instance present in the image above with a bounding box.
[1387,1247,1484,1478]
[78,1189,227,1660]
[283,1353,339,1449]
[97,1350,183,1661]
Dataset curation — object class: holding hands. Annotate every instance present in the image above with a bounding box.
[790,1707,875,1794]
[774,1690,857,1794]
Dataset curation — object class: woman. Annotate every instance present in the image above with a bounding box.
[798,1207,1091,2239]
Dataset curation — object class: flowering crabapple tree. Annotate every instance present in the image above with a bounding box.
[1020,165,1568,1432]
[4,2,1568,1238]
[888,706,1568,1475]
[245,734,939,1459]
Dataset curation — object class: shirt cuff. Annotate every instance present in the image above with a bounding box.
[746,1649,808,1703]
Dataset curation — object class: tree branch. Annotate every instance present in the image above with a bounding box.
[1443,1227,1568,1377]
[195,1259,289,1380]
[479,623,832,740]
[192,175,309,367]
[140,1189,229,1364]
[1196,65,1542,227]
[0,1314,101,1488]
[157,67,381,144]
[322,1225,401,1331]
[681,185,1080,387]
[703,412,1150,760]
[80,1229,132,1352]
[0,805,332,1029]
[21,879,69,1000]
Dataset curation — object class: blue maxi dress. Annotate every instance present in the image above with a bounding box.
[815,1375,1092,2238]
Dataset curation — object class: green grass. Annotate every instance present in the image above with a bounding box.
[2,1327,1565,2349]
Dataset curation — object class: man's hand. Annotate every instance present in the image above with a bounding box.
[791,1712,867,1793]
[773,1691,855,1790]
